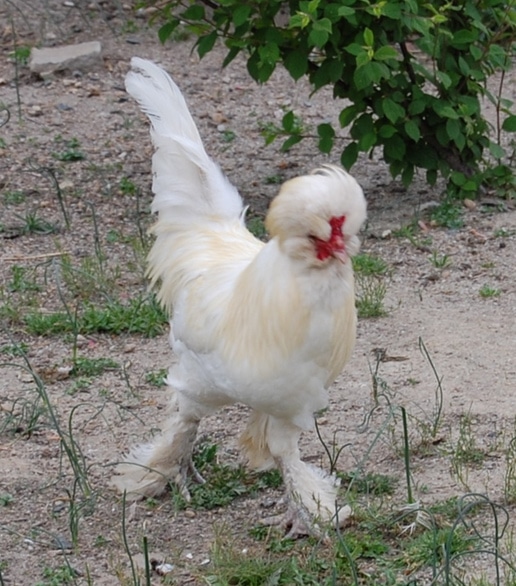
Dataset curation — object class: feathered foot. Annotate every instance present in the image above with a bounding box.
[264,456,351,538]
[111,412,200,500]
[261,499,352,539]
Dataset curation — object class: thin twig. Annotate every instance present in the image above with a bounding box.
[2,252,70,262]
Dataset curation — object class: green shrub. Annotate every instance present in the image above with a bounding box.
[149,0,516,197]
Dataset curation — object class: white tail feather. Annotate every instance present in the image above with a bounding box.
[126,57,243,222]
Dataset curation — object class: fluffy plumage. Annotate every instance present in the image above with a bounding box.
[112,58,367,536]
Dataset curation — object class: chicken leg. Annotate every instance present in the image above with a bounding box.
[112,404,202,501]
[242,412,350,537]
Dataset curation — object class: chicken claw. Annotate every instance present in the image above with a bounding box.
[176,456,206,501]
[261,500,352,539]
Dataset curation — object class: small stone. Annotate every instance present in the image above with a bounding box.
[60,179,74,190]
[29,41,102,76]
[53,500,67,513]
[154,562,174,576]
[53,534,73,550]
[75,334,88,347]
[210,112,227,125]
[28,105,43,117]
[18,372,34,383]
[419,200,440,211]
[463,198,476,210]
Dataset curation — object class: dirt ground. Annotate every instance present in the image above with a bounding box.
[1,2,516,585]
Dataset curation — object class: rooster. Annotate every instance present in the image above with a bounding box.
[112,58,367,537]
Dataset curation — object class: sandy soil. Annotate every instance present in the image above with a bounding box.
[1,2,515,584]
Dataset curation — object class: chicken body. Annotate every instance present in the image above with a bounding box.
[112,58,367,536]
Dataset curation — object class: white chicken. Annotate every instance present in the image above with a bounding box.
[112,57,367,537]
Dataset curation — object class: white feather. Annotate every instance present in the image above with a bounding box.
[125,57,243,222]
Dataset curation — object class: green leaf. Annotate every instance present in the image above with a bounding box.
[309,27,329,48]
[233,5,251,27]
[454,131,465,152]
[389,160,404,178]
[356,51,372,68]
[445,118,461,142]
[458,56,470,76]
[433,102,459,119]
[312,58,343,89]
[383,98,405,124]
[436,71,452,89]
[458,95,480,116]
[284,50,308,80]
[502,115,516,132]
[408,99,426,115]
[426,169,438,185]
[317,123,335,153]
[451,29,478,46]
[182,4,205,20]
[408,145,438,170]
[341,142,359,170]
[489,142,506,160]
[259,43,280,65]
[345,43,364,56]
[451,171,466,186]
[401,165,414,187]
[197,31,218,59]
[247,51,275,82]
[353,62,384,91]
[351,113,374,140]
[289,12,311,29]
[378,125,397,138]
[314,17,332,33]
[222,45,241,68]
[488,44,509,69]
[281,135,303,151]
[358,130,377,151]
[282,111,296,132]
[404,120,421,142]
[462,179,478,192]
[374,46,399,61]
[307,0,320,14]
[383,134,406,162]
[363,27,374,47]
[381,2,402,18]
[339,105,358,128]
[158,20,179,44]
[470,45,482,60]
[337,6,355,17]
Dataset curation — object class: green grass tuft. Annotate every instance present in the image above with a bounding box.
[24,294,167,337]
[171,443,283,511]
[71,357,119,377]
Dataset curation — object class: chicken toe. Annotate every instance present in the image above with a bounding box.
[261,500,352,539]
